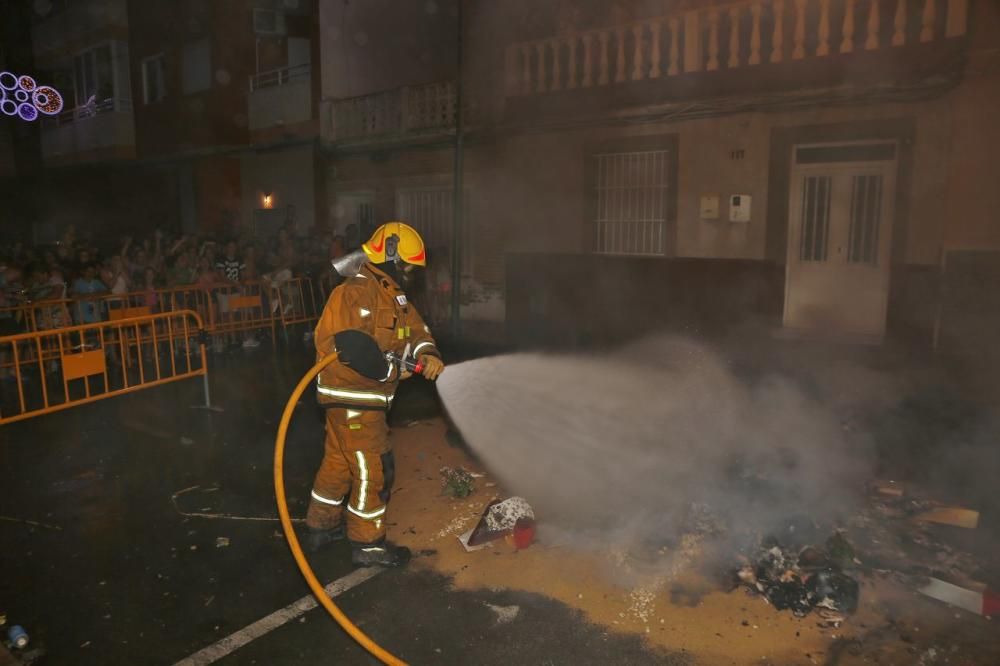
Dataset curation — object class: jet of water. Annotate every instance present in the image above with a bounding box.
[437,337,872,551]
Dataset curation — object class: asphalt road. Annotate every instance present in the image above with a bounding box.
[1,346,679,665]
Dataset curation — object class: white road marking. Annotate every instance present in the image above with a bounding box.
[173,567,383,665]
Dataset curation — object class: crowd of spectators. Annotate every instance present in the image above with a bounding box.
[0,219,456,347]
[0,222,355,337]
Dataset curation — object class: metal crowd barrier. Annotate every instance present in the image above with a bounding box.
[3,277,329,341]
[273,277,326,328]
[0,300,73,335]
[0,310,210,425]
[204,281,276,339]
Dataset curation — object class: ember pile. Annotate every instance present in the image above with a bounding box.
[736,531,860,624]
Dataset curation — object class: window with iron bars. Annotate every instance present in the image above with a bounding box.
[594,150,670,256]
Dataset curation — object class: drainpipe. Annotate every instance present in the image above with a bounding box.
[450,0,464,340]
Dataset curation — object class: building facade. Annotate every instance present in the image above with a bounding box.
[2,0,323,244]
[316,0,999,352]
[3,0,997,355]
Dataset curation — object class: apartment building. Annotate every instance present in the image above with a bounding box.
[3,0,323,242]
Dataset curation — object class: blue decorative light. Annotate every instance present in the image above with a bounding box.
[17,103,38,122]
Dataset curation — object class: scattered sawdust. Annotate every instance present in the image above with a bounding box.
[434,514,476,540]
[387,418,1000,665]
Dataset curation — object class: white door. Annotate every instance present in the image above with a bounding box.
[784,150,896,340]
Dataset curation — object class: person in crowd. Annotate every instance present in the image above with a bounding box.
[27,265,68,329]
[215,240,244,283]
[214,240,259,350]
[167,252,197,287]
[43,249,61,274]
[263,245,295,317]
[75,247,93,277]
[71,262,107,324]
[108,252,131,296]
[243,251,259,282]
[141,266,160,313]
[55,242,72,267]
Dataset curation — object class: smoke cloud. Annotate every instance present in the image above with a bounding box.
[437,336,875,557]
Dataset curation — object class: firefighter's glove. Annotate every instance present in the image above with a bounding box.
[419,355,444,381]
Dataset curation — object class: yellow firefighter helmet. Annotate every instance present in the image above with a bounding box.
[362,221,426,267]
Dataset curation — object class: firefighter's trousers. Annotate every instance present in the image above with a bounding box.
[305,407,394,544]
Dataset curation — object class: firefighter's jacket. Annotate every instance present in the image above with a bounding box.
[314,263,439,411]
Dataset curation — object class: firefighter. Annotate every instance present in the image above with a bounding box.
[305,222,445,567]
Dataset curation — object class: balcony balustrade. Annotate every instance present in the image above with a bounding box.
[504,0,968,99]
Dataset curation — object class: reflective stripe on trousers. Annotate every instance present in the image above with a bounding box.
[348,451,386,519]
[311,490,343,506]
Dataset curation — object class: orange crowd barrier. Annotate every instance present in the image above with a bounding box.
[203,281,277,340]
[272,277,326,328]
[6,277,328,342]
[0,310,210,425]
[0,299,74,336]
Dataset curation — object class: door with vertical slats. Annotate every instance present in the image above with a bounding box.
[784,147,896,340]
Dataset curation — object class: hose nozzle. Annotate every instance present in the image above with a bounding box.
[386,351,423,375]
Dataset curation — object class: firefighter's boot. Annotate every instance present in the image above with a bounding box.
[351,540,411,567]
[304,525,345,553]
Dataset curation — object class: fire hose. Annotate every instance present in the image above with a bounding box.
[273,351,414,666]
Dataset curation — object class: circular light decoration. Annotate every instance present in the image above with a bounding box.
[0,71,63,121]
[32,86,63,116]
[18,103,38,122]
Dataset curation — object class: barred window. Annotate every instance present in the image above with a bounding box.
[396,187,472,273]
[848,174,884,266]
[799,175,832,262]
[594,150,670,256]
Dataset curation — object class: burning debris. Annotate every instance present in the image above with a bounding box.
[736,532,861,620]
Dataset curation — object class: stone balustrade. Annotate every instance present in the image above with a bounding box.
[505,0,969,98]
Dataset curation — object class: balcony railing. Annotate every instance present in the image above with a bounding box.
[41,97,133,128]
[249,63,311,92]
[323,80,456,143]
[505,0,969,98]
[248,64,313,131]
[39,97,135,162]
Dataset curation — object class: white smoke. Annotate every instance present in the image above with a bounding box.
[437,337,873,552]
